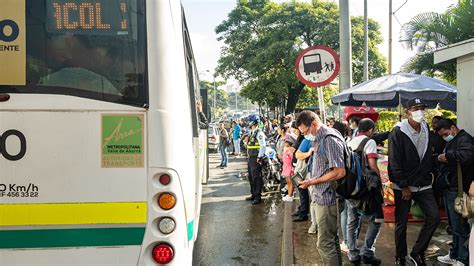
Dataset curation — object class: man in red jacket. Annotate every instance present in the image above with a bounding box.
[388,98,440,266]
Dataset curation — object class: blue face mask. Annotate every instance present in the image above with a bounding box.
[443,134,454,142]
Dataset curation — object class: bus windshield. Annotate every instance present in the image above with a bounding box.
[0,0,147,107]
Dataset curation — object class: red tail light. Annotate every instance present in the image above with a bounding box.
[210,136,216,142]
[159,174,171,185]
[152,243,174,264]
[0,94,10,102]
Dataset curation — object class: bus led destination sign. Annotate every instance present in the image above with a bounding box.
[46,0,132,35]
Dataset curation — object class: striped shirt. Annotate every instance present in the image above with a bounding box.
[310,126,346,206]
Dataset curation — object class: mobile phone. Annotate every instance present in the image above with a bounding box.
[292,172,304,184]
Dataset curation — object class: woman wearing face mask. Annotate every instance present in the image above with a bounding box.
[435,119,474,266]
[349,116,362,139]
[388,98,440,265]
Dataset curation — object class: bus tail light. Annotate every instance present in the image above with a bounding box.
[158,193,176,210]
[158,217,176,234]
[159,174,171,185]
[152,243,174,264]
[210,136,216,142]
[0,94,10,102]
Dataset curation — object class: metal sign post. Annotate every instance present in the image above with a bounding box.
[317,87,326,123]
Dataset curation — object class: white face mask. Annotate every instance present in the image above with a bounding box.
[410,110,425,123]
[304,134,315,141]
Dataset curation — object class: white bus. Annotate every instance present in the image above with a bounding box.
[0,0,207,265]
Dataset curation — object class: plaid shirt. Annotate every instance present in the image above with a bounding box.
[310,126,346,206]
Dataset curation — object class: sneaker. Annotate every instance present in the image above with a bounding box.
[340,242,349,254]
[395,257,406,266]
[409,253,427,266]
[307,223,317,234]
[282,195,293,202]
[362,255,381,265]
[437,253,456,265]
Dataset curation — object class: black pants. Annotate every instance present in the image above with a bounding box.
[248,156,262,200]
[394,188,440,258]
[297,187,310,218]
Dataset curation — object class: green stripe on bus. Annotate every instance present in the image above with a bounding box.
[187,220,194,241]
[0,227,145,249]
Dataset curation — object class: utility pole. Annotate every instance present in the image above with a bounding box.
[363,0,369,81]
[339,0,352,91]
[388,0,393,74]
[235,86,238,111]
[213,75,216,121]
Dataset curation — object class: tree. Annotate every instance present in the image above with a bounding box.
[200,80,229,118]
[400,0,474,84]
[216,1,387,114]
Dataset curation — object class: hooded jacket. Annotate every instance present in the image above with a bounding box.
[388,120,433,188]
[439,129,474,193]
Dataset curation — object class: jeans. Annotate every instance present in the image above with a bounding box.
[219,144,228,166]
[346,200,382,261]
[340,200,349,244]
[233,138,240,154]
[444,189,470,265]
[315,203,342,266]
[297,187,309,218]
[394,188,440,258]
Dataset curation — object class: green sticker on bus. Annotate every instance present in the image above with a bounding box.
[101,114,144,168]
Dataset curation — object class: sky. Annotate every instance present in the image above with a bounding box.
[181,0,458,88]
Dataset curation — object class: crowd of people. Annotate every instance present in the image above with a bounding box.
[213,97,474,266]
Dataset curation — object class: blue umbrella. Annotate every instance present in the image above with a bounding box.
[332,73,457,111]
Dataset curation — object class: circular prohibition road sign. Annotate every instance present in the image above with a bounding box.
[294,45,340,87]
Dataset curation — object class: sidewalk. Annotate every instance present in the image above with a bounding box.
[282,199,452,265]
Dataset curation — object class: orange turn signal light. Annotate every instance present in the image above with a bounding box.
[158,193,176,210]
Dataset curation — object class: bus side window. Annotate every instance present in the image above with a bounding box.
[183,19,199,138]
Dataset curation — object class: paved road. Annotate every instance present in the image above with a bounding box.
[192,153,283,265]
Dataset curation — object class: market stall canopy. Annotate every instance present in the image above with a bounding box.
[344,106,379,122]
[332,73,457,111]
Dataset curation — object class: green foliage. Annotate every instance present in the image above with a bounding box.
[216,1,387,114]
[377,111,399,132]
[439,109,457,120]
[296,85,339,109]
[200,80,229,118]
[400,0,474,82]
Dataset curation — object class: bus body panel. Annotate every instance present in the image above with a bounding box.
[1,246,142,265]
[0,108,147,203]
[0,0,205,264]
[0,95,147,264]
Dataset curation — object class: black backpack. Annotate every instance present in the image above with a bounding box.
[319,134,371,199]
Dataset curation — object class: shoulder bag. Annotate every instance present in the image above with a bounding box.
[454,163,474,219]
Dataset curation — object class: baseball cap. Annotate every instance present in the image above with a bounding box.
[406,97,428,109]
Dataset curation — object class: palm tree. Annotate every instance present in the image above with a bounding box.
[399,0,474,84]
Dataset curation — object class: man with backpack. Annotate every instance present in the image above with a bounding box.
[297,110,346,266]
[388,98,440,266]
[346,118,383,265]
